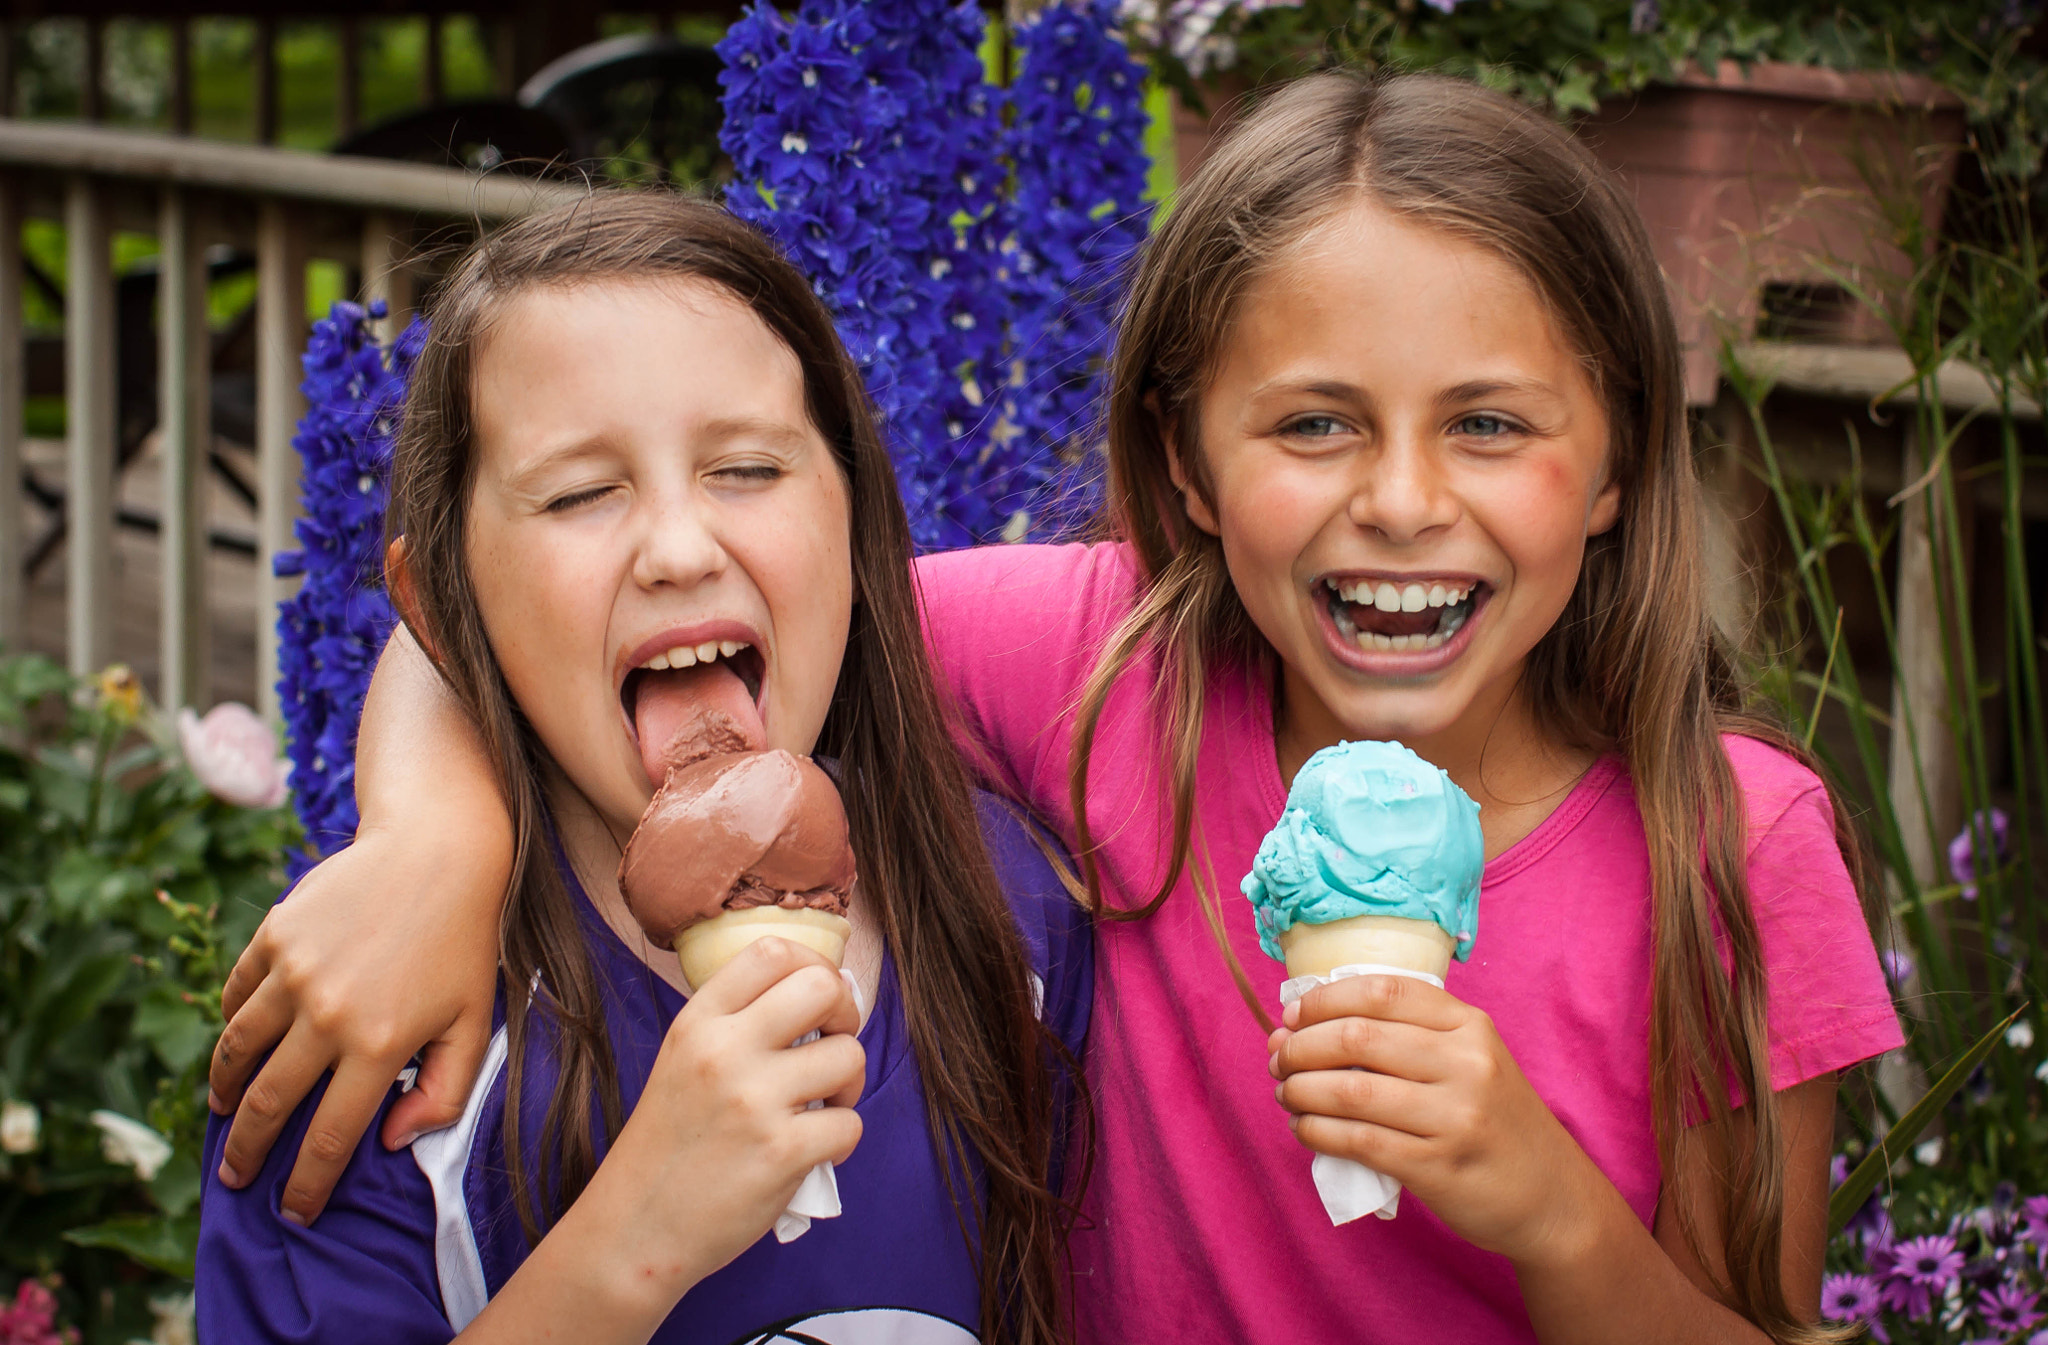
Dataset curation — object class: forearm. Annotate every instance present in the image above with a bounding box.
[1515,1175,1769,1345]
[454,1160,709,1345]
[357,627,510,868]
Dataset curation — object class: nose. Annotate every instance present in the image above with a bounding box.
[630,481,729,591]
[1347,430,1459,544]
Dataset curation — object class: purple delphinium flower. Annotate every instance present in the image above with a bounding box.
[1982,1281,2045,1334]
[1949,807,2012,899]
[993,0,1152,544]
[275,301,415,874]
[1821,1273,1882,1323]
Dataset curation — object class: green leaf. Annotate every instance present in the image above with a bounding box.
[148,1147,203,1219]
[1828,1004,2028,1236]
[133,986,216,1074]
[64,1210,200,1278]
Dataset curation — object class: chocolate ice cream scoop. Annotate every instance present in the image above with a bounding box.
[618,720,857,950]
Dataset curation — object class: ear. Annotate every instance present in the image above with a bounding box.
[1152,392,1220,538]
[384,535,440,662]
[1587,474,1622,538]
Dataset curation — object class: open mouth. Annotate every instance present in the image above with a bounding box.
[1321,577,1487,654]
[622,638,768,787]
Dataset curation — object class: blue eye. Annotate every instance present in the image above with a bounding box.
[1453,413,1516,438]
[1285,415,1347,439]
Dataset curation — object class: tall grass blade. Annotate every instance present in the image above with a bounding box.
[1827,1003,2027,1237]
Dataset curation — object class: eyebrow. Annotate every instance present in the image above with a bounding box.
[1436,377,1560,405]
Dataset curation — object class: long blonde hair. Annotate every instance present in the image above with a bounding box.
[1069,71,1866,1341]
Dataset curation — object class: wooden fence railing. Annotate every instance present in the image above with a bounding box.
[0,119,583,717]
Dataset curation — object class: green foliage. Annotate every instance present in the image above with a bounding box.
[0,653,296,1341]
[1146,1,2036,119]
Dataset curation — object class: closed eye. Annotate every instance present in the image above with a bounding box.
[713,463,785,483]
[545,484,615,512]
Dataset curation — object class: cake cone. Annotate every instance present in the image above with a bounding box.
[675,906,853,995]
[1277,913,1456,982]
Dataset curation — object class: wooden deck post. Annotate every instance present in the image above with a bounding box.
[1887,421,1961,892]
[159,188,211,711]
[361,211,414,342]
[64,176,115,676]
[255,200,304,722]
[0,176,21,644]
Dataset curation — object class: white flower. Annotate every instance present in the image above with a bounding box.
[147,1291,196,1345]
[1,1099,39,1154]
[91,1110,173,1182]
[2035,1058,2048,1084]
[1914,1136,1944,1167]
[176,703,290,809]
[780,132,808,154]
[2008,1019,2035,1051]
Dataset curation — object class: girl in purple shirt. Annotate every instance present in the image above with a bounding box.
[197,193,1088,1345]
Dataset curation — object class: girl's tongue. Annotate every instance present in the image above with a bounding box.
[632,661,767,788]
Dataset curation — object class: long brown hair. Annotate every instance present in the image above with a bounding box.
[1072,70,1866,1341]
[388,190,1078,1344]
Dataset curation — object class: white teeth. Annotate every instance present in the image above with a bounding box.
[1428,585,1447,608]
[669,645,698,668]
[1400,584,1427,612]
[694,641,717,662]
[647,652,671,671]
[1450,587,1469,605]
[1373,583,1401,613]
[719,640,743,658]
[1425,631,1447,649]
[1372,632,1395,651]
[1390,634,1413,651]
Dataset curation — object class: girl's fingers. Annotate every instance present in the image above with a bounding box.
[280,1059,401,1226]
[736,959,859,1048]
[1287,974,1469,1033]
[766,1030,868,1111]
[1271,1014,1445,1083]
[216,1022,331,1190]
[1276,1067,1435,1137]
[209,977,296,1114]
[1290,1109,1432,1175]
[218,926,273,1026]
[686,937,847,1024]
[381,1010,492,1151]
[789,1101,865,1169]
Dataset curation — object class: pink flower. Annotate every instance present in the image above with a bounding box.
[176,704,290,810]
[0,1279,77,1345]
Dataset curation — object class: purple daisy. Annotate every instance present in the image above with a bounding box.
[1821,1273,1881,1323]
[1894,1234,1967,1289]
[1982,1281,2044,1333]
[2021,1196,2048,1248]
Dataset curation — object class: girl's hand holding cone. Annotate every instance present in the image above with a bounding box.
[1266,970,1610,1266]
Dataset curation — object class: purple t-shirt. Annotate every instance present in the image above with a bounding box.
[196,796,1091,1344]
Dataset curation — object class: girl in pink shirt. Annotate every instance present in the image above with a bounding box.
[210,72,1896,1342]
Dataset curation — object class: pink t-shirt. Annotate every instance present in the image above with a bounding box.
[916,540,1903,1344]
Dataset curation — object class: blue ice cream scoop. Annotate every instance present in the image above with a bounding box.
[1242,740,1483,962]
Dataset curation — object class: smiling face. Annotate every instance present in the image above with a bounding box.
[463,278,853,836]
[1179,199,1620,771]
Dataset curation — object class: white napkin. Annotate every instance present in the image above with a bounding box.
[1278,963,1444,1226]
[772,969,862,1244]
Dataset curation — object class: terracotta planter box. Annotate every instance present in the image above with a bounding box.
[1578,62,1966,404]
[1173,64,1966,407]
